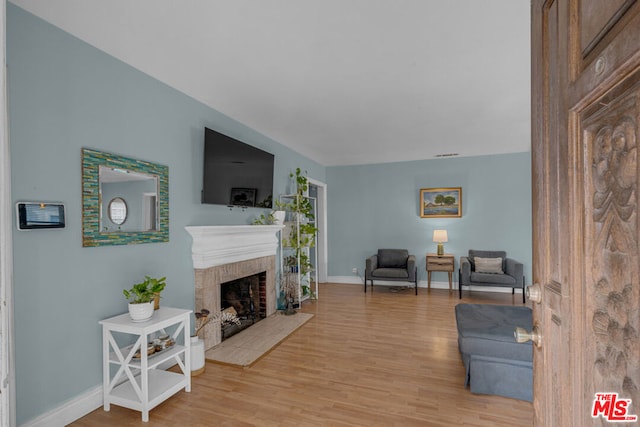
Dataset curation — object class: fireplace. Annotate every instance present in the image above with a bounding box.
[219,271,267,340]
[186,225,283,351]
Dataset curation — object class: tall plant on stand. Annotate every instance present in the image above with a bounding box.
[280,168,318,303]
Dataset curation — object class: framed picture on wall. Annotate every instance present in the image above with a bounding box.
[420,187,462,218]
[230,188,257,207]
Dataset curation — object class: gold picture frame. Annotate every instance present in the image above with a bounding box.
[420,187,462,218]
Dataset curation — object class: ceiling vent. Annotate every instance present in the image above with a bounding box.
[434,153,459,158]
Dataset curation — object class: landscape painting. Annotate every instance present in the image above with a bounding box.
[420,187,462,218]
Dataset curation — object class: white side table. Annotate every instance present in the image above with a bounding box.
[99,307,191,422]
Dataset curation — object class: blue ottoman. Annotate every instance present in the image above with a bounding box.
[455,303,533,401]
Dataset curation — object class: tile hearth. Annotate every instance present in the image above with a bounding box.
[205,312,313,367]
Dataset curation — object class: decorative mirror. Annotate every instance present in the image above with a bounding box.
[107,197,128,225]
[82,148,169,247]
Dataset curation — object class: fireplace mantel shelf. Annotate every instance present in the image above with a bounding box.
[185,225,284,270]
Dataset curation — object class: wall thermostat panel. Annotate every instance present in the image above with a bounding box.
[16,202,66,230]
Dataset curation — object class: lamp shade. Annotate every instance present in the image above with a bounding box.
[432,229,448,243]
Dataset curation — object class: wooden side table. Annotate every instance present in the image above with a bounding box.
[426,253,455,290]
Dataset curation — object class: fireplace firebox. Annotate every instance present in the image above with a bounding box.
[219,272,267,340]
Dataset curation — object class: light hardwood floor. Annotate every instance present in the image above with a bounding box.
[74,283,533,426]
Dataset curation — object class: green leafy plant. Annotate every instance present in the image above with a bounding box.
[291,167,309,194]
[123,276,166,304]
[255,194,273,208]
[301,284,316,300]
[289,168,315,218]
[283,168,318,243]
[283,224,317,249]
[252,212,276,225]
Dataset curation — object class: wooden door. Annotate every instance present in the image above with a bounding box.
[532,1,640,425]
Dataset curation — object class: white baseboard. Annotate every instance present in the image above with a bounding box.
[328,276,450,289]
[20,359,180,427]
[326,276,524,294]
[328,275,365,284]
[462,285,524,294]
[21,385,102,427]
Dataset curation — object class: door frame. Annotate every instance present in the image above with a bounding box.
[1,1,16,423]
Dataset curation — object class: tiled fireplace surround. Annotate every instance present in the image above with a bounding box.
[185,225,283,351]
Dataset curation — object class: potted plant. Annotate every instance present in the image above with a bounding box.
[123,276,166,321]
[147,276,167,310]
[252,210,286,226]
[301,284,317,300]
[278,272,298,315]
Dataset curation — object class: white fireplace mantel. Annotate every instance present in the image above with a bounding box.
[185,225,284,269]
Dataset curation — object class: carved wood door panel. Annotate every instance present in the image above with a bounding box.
[581,78,640,424]
[532,0,640,425]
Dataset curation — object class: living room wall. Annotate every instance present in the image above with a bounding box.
[7,5,325,424]
[8,4,533,425]
[326,152,532,286]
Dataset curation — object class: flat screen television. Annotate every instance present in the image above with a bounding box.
[202,127,274,208]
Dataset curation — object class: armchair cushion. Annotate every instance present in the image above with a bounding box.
[471,272,517,285]
[377,249,409,268]
[474,257,503,274]
[372,268,409,279]
[469,250,506,271]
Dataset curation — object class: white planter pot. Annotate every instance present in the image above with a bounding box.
[190,336,205,376]
[272,210,286,225]
[128,301,154,322]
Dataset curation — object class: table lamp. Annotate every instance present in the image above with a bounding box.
[433,229,448,256]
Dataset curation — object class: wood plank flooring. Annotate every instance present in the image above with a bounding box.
[72,283,533,426]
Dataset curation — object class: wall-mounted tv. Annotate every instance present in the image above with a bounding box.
[202,127,274,208]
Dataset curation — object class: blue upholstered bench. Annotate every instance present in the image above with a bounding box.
[455,303,533,401]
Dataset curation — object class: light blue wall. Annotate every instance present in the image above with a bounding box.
[7,4,324,424]
[8,4,532,425]
[327,153,532,284]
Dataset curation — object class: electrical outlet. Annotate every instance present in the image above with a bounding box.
[352,267,358,274]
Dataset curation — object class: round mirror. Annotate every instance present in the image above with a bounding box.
[108,197,128,225]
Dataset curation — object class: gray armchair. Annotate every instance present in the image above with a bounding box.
[459,249,525,302]
[365,249,417,295]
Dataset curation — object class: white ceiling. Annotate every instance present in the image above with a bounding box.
[11,0,531,166]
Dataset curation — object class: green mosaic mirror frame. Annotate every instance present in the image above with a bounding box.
[82,148,169,247]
